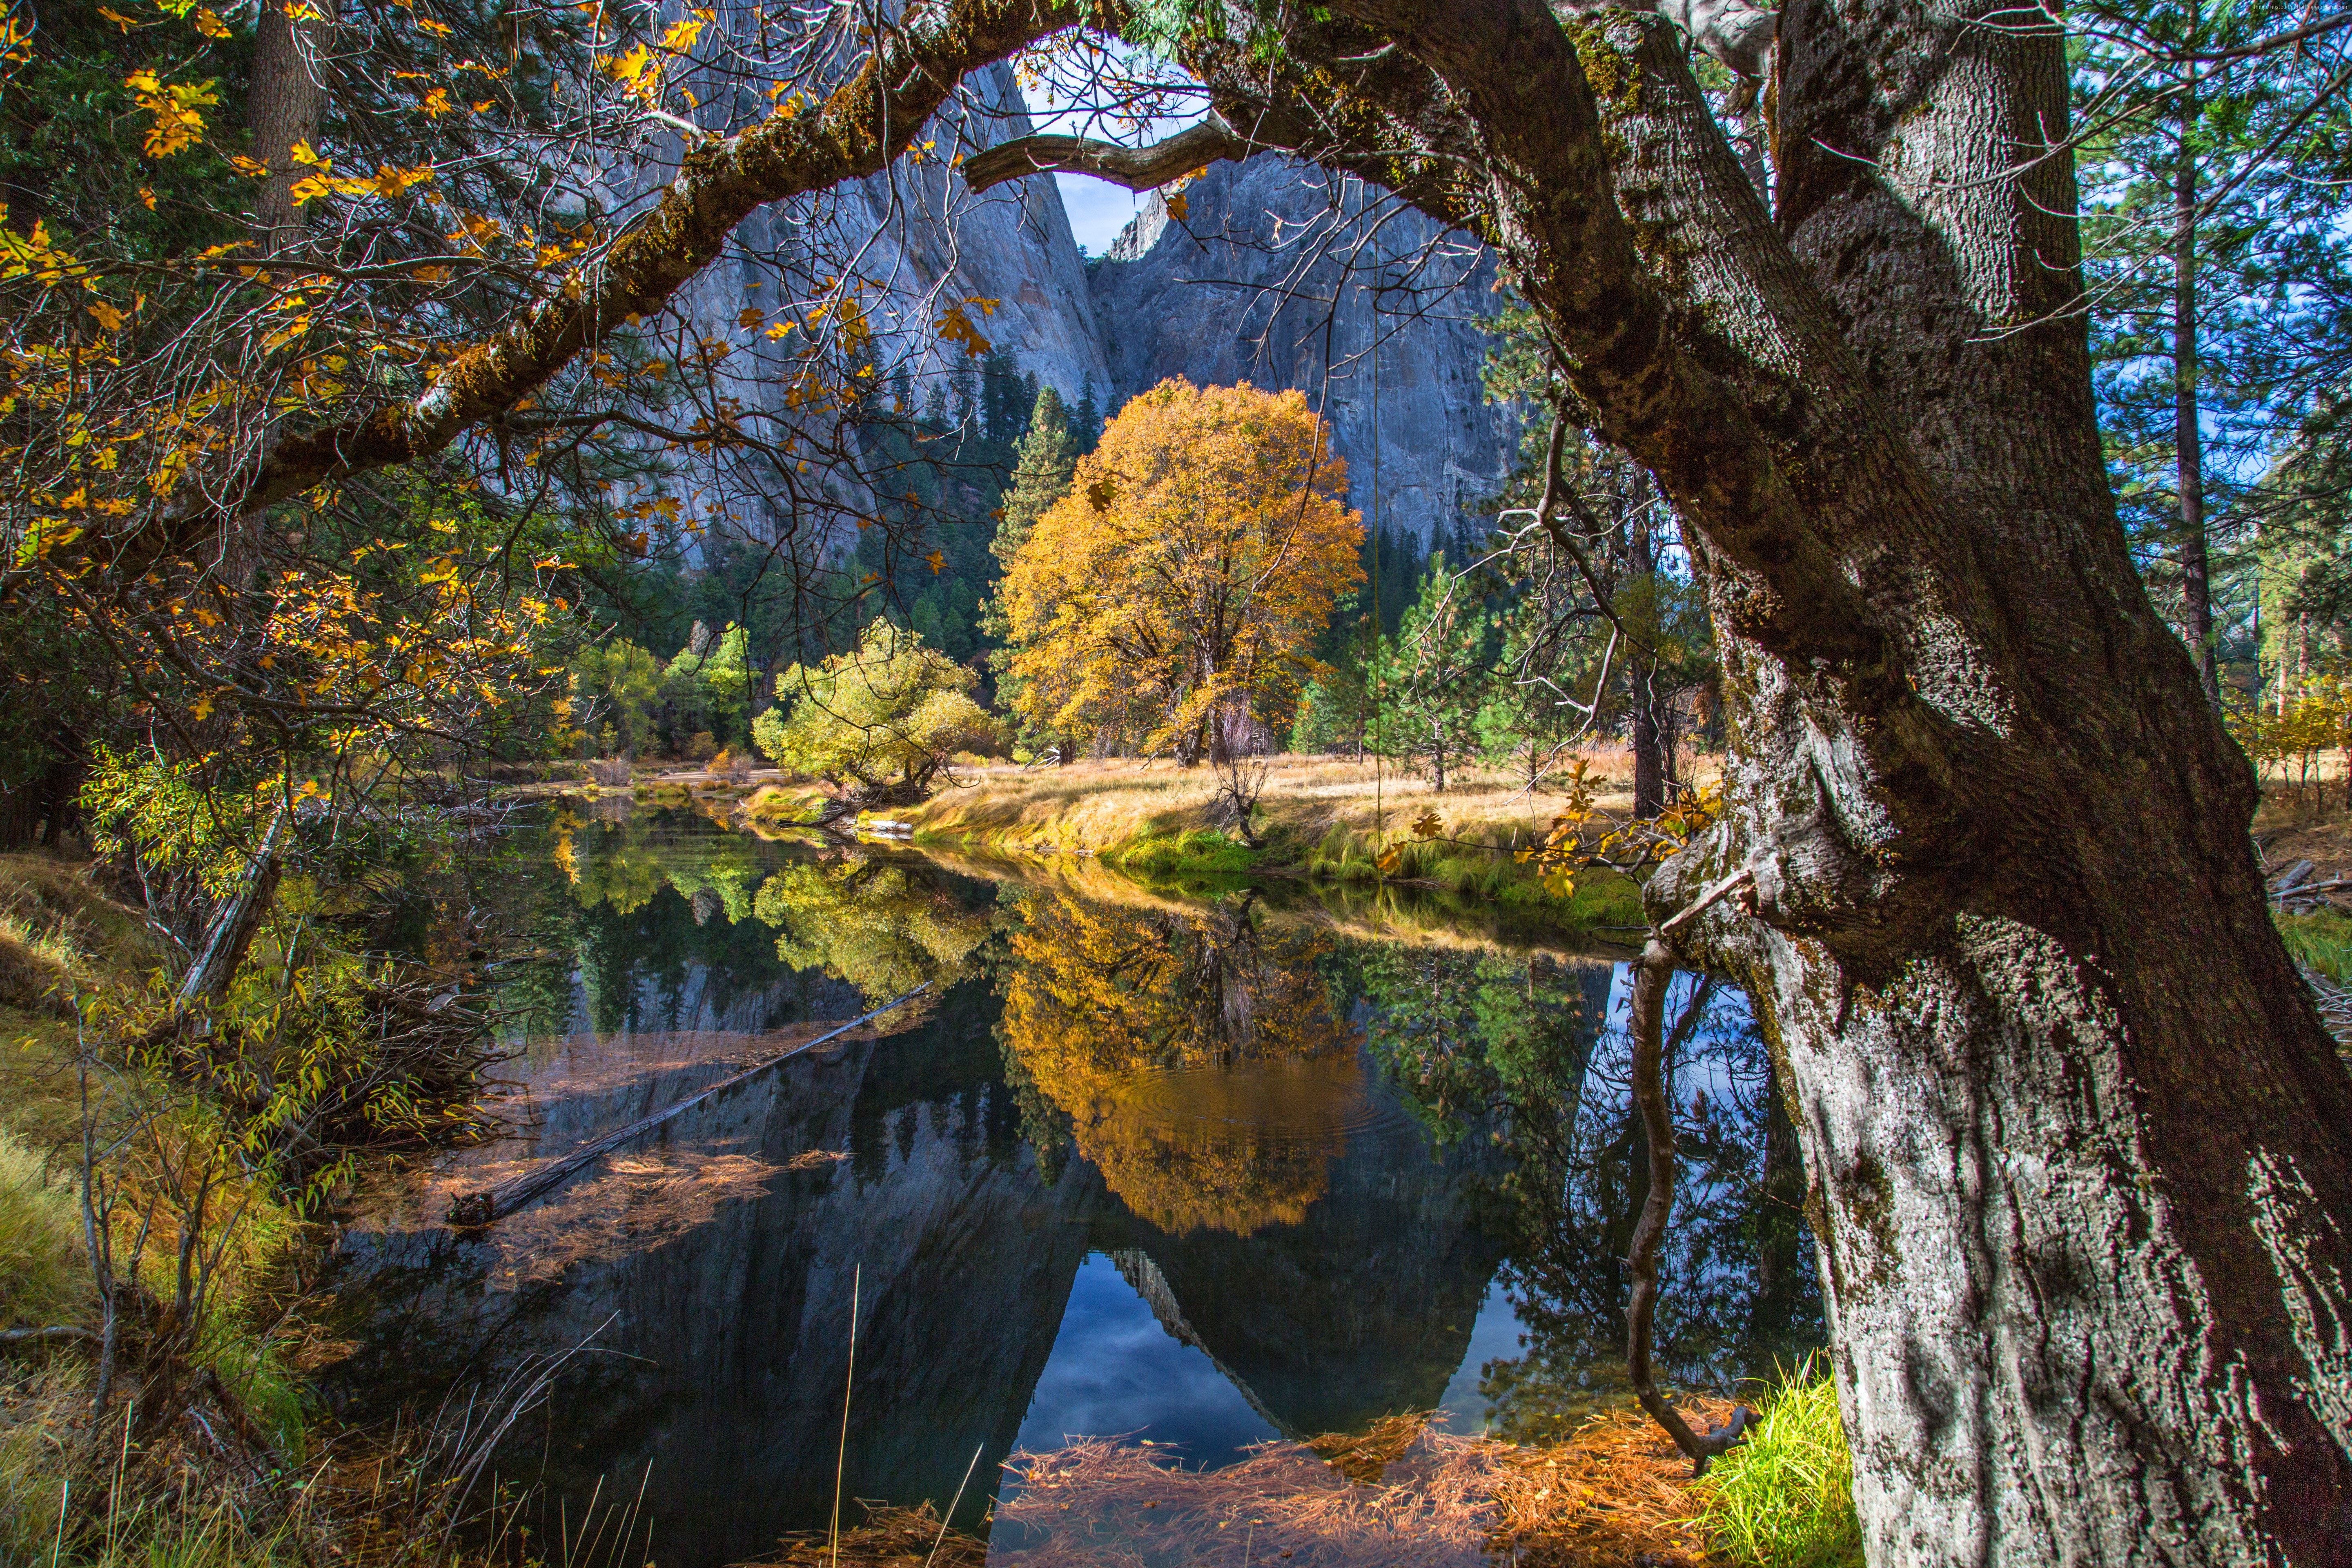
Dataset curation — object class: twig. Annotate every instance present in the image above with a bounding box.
[831,1263,861,1568]
[1657,867,1755,942]
[926,1443,984,1567]
[0,1327,103,1348]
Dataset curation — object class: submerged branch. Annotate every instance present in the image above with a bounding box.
[446,984,929,1227]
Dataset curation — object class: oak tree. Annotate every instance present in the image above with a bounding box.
[999,377,1362,763]
[17,0,2352,1555]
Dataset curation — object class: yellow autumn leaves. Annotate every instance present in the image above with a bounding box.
[998,379,1363,758]
[123,68,217,157]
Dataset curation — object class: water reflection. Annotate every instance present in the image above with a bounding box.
[998,889,1364,1235]
[326,811,1819,1568]
[1360,948,1821,1439]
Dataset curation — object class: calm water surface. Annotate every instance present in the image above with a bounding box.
[323,806,1820,1566]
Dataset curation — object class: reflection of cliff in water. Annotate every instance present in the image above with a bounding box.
[330,826,1820,1568]
[328,977,1098,1568]
[1096,1079,1505,1440]
[326,851,1526,1567]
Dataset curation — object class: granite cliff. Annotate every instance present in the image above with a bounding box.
[1088,158,1520,544]
[642,82,1518,548]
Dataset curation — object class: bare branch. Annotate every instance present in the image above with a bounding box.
[962,113,1250,193]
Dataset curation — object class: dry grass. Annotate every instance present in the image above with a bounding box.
[904,752,1687,860]
[743,1403,1733,1568]
[756,1502,989,1568]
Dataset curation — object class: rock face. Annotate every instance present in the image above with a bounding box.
[641,81,1516,547]
[1088,159,1522,545]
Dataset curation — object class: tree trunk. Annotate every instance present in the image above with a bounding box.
[1684,4,2352,1556]
[1171,0,2352,1557]
[247,0,326,255]
[1629,505,1664,818]
[2175,82,2218,706]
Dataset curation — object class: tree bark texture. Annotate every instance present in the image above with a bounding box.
[246,0,326,254]
[1160,0,2352,1559]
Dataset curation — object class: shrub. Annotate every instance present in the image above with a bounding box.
[753,624,1000,798]
[686,731,719,762]
[587,756,632,787]
[1693,1361,1863,1568]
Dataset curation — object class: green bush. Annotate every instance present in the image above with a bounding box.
[1694,1361,1864,1568]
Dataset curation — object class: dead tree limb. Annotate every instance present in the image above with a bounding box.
[446,984,929,1227]
[176,808,287,1009]
[1626,935,1755,1476]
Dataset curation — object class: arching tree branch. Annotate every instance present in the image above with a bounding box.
[963,114,1250,193]
[23,0,1094,594]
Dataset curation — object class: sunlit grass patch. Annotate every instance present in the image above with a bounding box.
[1692,1361,1863,1568]
[1109,829,1263,878]
[2278,909,2352,983]
[0,1126,90,1332]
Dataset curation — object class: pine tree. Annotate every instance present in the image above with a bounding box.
[982,386,1081,753]
[991,387,1078,574]
[1374,554,1493,793]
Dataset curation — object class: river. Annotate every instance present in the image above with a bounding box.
[318,804,1821,1567]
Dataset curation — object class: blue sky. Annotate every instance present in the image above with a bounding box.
[1055,175,1150,256]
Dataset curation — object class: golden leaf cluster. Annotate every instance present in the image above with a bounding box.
[999,378,1362,756]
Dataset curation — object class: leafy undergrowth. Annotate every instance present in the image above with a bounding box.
[0,854,514,1568]
[1691,1363,1864,1568]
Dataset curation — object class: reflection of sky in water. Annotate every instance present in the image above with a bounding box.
[1433,1279,1527,1434]
[1017,1256,1539,1462]
[1013,1253,1278,1466]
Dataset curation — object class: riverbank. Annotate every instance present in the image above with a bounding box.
[0,851,509,1567]
[749,752,1677,932]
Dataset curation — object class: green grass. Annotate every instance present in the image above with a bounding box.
[2278,909,2352,983]
[1297,826,1648,929]
[1108,829,1265,878]
[1693,1361,1864,1568]
[0,1127,90,1332]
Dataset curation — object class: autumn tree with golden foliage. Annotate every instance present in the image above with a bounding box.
[998,379,1360,764]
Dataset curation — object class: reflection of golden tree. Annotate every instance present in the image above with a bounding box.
[1001,891,1357,1234]
[753,857,987,1001]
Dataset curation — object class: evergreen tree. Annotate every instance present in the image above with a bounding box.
[2080,0,2352,700]
[1374,555,1493,792]
[991,387,1078,574]
[980,385,1081,752]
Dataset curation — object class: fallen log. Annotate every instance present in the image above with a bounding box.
[445,984,929,1227]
